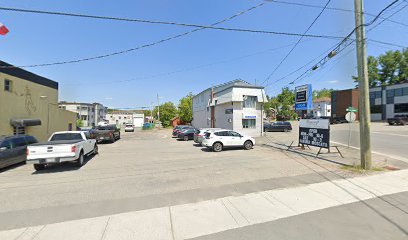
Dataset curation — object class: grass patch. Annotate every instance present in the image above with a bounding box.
[341,164,385,173]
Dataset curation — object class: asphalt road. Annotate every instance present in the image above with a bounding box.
[329,122,408,162]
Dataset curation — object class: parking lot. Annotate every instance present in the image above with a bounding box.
[0,127,368,231]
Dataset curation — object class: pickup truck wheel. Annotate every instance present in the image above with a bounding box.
[76,152,84,167]
[244,140,253,150]
[213,142,223,152]
[93,145,98,155]
[34,164,45,171]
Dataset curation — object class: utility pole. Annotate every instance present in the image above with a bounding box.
[354,0,372,169]
[157,93,160,122]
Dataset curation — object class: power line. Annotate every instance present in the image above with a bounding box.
[270,0,408,28]
[261,0,332,86]
[0,3,265,68]
[62,42,300,86]
[265,0,403,92]
[0,3,345,69]
[367,39,407,49]
[0,5,343,40]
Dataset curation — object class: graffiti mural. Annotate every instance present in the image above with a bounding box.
[24,86,37,115]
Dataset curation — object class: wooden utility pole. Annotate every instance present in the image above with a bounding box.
[354,0,372,169]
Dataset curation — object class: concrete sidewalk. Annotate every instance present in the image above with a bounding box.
[2,169,408,240]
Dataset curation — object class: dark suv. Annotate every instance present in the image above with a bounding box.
[0,135,38,169]
[264,122,292,132]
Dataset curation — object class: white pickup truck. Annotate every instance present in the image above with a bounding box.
[26,131,98,171]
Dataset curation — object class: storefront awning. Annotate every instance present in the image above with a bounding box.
[10,119,42,127]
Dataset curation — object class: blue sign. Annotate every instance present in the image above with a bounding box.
[295,84,312,111]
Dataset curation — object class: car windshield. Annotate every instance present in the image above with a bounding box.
[50,133,83,141]
[97,125,116,130]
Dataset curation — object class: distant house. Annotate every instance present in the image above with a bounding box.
[170,116,187,127]
[192,79,267,137]
[312,97,331,117]
[59,102,107,127]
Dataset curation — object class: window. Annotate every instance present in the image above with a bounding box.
[11,137,28,147]
[243,96,257,108]
[387,89,395,97]
[242,119,256,129]
[395,88,403,97]
[50,133,82,141]
[81,115,87,121]
[370,105,382,114]
[387,97,394,104]
[375,91,382,98]
[24,136,37,145]
[214,131,229,136]
[403,87,408,96]
[4,79,12,92]
[395,103,408,113]
[0,140,12,149]
[229,131,241,137]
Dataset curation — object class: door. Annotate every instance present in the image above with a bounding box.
[10,137,27,165]
[82,132,93,154]
[215,131,231,146]
[0,140,14,168]
[228,131,243,146]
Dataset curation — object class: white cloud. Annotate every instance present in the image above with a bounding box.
[105,97,113,100]
[327,80,339,84]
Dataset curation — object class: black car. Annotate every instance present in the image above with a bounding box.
[0,135,38,169]
[388,115,408,125]
[177,128,197,141]
[264,122,292,132]
[330,117,348,124]
[93,125,121,143]
[172,125,193,137]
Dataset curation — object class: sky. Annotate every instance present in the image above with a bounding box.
[0,0,407,109]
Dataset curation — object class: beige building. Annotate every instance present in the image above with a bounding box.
[0,60,77,141]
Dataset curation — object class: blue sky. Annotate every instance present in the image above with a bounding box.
[0,0,407,109]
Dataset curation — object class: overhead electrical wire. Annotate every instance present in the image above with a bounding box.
[261,0,332,86]
[0,3,266,68]
[0,3,346,69]
[269,0,408,28]
[265,0,404,92]
[0,6,344,39]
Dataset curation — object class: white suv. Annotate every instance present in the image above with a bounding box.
[201,129,255,152]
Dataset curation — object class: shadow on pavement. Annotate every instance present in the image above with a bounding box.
[0,162,25,173]
[31,154,97,174]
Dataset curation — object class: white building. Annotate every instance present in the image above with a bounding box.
[59,102,107,127]
[106,112,133,126]
[192,80,267,137]
[312,97,331,117]
[370,82,408,121]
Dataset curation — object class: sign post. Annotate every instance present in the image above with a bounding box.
[345,107,357,148]
[295,84,313,112]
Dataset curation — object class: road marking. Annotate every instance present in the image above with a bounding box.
[331,141,408,163]
[371,131,408,137]
[2,170,408,240]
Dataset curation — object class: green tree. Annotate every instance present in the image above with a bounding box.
[312,88,333,100]
[378,50,401,85]
[153,102,177,127]
[265,88,296,118]
[353,56,380,87]
[178,93,193,123]
[76,119,84,128]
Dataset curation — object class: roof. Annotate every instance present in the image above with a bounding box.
[0,60,58,90]
[59,102,104,106]
[194,79,263,97]
[313,97,331,103]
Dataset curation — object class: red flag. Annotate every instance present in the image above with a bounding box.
[0,23,9,36]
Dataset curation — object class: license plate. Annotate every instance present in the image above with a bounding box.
[46,158,56,163]
[100,137,104,139]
